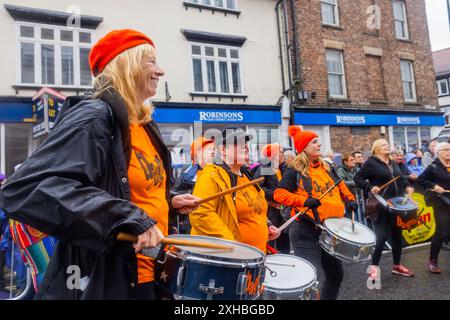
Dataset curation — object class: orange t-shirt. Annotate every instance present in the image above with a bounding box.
[276,169,282,182]
[235,175,269,252]
[128,124,169,284]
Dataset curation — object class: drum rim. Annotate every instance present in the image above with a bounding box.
[263,254,317,291]
[322,217,376,245]
[386,197,418,211]
[165,234,265,263]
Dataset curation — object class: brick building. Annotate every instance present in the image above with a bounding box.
[280,0,443,154]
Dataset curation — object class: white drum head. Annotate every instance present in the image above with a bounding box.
[166,234,264,261]
[323,218,375,245]
[264,254,316,290]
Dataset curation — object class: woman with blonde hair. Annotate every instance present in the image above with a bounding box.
[355,138,415,281]
[417,142,450,273]
[274,126,356,300]
[0,29,199,299]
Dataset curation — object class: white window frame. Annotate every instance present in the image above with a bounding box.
[326,49,347,99]
[393,0,409,40]
[189,42,245,96]
[320,0,340,27]
[400,59,417,103]
[437,79,449,96]
[186,0,238,11]
[15,21,94,88]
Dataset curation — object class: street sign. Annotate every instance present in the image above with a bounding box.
[32,87,66,139]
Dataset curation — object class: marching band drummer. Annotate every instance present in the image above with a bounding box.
[189,127,280,253]
[417,142,450,274]
[274,126,357,300]
[0,29,200,300]
[354,139,415,281]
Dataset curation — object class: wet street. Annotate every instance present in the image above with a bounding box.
[339,243,450,300]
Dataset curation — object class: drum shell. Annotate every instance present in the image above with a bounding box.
[154,247,264,300]
[319,229,375,263]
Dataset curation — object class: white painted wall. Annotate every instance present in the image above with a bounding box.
[0,0,283,106]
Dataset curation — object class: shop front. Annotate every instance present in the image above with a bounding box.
[153,102,282,177]
[0,97,35,176]
[294,108,445,154]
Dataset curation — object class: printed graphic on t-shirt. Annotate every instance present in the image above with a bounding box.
[135,151,164,190]
[313,180,335,197]
[240,189,265,215]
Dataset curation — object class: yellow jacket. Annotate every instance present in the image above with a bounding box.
[190,164,266,242]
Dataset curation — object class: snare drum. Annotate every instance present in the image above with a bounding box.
[319,218,375,263]
[374,194,418,221]
[154,235,265,300]
[386,197,418,221]
[261,254,318,300]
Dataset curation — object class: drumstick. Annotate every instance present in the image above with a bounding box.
[351,210,355,232]
[401,194,411,206]
[378,176,401,191]
[196,177,264,205]
[277,178,343,233]
[116,233,234,251]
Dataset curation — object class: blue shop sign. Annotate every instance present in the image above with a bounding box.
[0,100,33,123]
[153,108,281,124]
[295,112,445,126]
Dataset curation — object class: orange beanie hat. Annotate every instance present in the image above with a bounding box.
[288,126,318,153]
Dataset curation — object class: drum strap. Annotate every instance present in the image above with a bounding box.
[295,173,322,224]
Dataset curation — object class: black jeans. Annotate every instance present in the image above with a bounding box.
[136,281,156,300]
[289,220,343,300]
[430,204,450,261]
[372,209,403,266]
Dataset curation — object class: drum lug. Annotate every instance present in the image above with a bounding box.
[199,279,224,300]
[236,272,248,298]
[156,250,169,265]
[176,264,188,289]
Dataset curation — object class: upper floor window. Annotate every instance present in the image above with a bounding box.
[437,79,449,96]
[400,59,416,102]
[187,0,237,10]
[190,43,243,95]
[326,49,347,98]
[393,0,409,40]
[17,22,93,87]
[321,0,340,26]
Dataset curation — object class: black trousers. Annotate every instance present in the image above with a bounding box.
[136,281,156,300]
[372,209,403,266]
[289,220,343,300]
[430,204,450,261]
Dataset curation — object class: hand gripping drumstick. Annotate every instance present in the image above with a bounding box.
[116,177,264,251]
[195,177,264,204]
[277,178,343,233]
[116,233,234,251]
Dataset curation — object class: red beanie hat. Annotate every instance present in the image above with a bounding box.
[288,126,318,154]
[262,144,280,160]
[89,29,155,76]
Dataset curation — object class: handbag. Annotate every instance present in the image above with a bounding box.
[365,193,380,222]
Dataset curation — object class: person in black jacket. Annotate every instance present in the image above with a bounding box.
[253,144,290,253]
[0,29,199,300]
[354,139,415,281]
[417,142,450,274]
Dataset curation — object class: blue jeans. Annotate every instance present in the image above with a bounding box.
[289,219,344,300]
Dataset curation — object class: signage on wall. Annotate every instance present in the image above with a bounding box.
[295,111,445,127]
[32,87,66,139]
[153,107,281,124]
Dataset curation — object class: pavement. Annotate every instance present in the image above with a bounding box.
[339,243,450,300]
